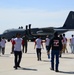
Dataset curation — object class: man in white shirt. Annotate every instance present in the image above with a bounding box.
[62,34,68,53]
[34,36,44,61]
[70,35,74,53]
[12,33,24,69]
[45,35,50,58]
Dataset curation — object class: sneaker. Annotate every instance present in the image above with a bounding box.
[37,59,39,61]
[13,66,17,69]
[15,67,17,70]
[55,70,59,72]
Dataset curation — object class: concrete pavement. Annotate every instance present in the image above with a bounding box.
[0,42,74,75]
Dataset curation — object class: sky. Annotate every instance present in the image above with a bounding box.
[0,0,74,38]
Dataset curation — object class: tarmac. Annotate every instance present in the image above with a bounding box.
[0,41,74,75]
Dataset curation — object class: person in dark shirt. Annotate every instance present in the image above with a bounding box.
[48,32,62,72]
[22,35,28,53]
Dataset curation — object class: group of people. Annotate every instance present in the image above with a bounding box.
[0,32,71,72]
[34,32,62,72]
[45,33,68,72]
[0,33,28,70]
[10,32,68,71]
[34,32,68,72]
[10,32,63,71]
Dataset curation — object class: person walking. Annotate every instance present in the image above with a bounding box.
[1,37,6,55]
[70,35,74,53]
[45,35,50,59]
[62,34,68,53]
[11,36,15,54]
[34,36,44,61]
[12,33,24,69]
[22,35,28,53]
[48,32,62,72]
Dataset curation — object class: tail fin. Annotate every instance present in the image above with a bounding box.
[63,11,74,29]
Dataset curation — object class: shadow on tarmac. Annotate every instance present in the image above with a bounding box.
[0,54,10,57]
[42,60,51,62]
[61,57,74,59]
[59,71,74,74]
[19,67,37,71]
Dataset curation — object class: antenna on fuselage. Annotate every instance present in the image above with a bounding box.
[25,25,28,35]
[29,24,31,35]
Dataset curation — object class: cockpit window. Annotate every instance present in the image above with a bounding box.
[3,30,9,34]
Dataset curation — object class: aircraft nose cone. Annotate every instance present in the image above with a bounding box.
[0,34,2,37]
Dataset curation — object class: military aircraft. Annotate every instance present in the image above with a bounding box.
[28,11,74,37]
[0,28,37,41]
[0,11,74,41]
